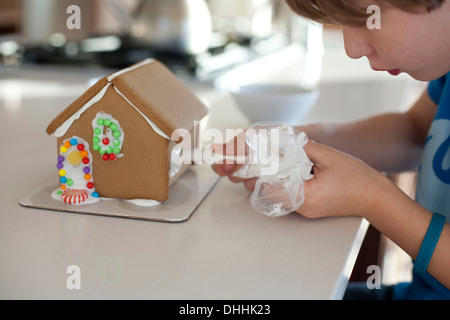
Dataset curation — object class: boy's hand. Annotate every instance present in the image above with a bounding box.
[211,132,258,191]
[298,140,393,219]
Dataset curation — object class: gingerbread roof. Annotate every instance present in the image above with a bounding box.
[47,59,208,139]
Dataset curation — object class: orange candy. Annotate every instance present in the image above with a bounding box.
[80,150,88,158]
[84,174,92,181]
[64,141,71,148]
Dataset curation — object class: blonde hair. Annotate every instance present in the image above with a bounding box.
[283,0,445,25]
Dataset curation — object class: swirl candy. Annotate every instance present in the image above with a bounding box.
[61,189,88,204]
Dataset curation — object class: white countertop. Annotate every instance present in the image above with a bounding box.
[0,30,421,300]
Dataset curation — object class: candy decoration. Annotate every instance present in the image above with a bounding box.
[92,112,124,161]
[55,136,97,205]
[61,189,88,205]
[68,151,82,166]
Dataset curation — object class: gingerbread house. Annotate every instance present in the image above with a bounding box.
[46,59,208,205]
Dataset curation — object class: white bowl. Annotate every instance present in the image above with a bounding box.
[230,84,319,125]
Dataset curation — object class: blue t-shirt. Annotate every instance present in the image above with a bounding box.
[393,72,450,300]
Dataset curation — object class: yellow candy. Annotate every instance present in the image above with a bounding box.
[59,169,66,177]
[68,151,82,166]
[60,146,68,153]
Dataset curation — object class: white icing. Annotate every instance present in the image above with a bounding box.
[169,142,183,178]
[107,58,155,82]
[95,196,162,207]
[124,199,162,207]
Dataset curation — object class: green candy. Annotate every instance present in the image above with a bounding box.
[67,179,74,186]
[110,123,118,131]
[113,147,121,154]
[113,130,121,138]
[104,119,112,127]
[94,128,102,135]
[97,118,104,126]
[113,139,121,147]
[93,136,100,144]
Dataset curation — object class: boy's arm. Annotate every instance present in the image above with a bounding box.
[302,89,437,173]
[366,179,450,290]
[300,140,450,289]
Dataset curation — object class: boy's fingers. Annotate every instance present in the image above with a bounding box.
[212,162,237,176]
[303,140,329,167]
[243,178,257,191]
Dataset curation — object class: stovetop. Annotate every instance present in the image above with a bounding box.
[18,34,288,80]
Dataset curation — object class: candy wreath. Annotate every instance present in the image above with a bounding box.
[92,114,124,162]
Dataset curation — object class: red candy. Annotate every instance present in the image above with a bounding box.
[87,182,94,189]
[102,154,109,161]
[103,138,110,145]
[82,157,89,164]
[109,153,117,161]
[77,144,85,151]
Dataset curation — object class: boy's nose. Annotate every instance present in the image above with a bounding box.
[341,26,374,60]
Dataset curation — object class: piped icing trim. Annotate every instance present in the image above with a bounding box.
[112,86,170,140]
[52,58,169,141]
[53,84,111,138]
[107,58,154,82]
[124,199,162,207]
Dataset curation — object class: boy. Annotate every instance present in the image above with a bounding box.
[213,0,450,299]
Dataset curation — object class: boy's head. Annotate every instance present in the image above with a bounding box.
[284,0,445,26]
[283,0,450,81]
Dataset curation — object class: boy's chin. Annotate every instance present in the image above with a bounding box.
[407,69,449,82]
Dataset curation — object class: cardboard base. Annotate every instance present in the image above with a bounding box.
[19,165,220,223]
